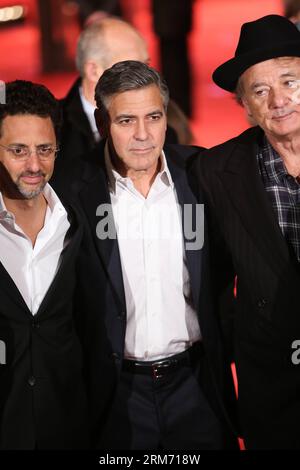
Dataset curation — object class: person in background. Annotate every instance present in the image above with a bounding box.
[283,0,300,29]
[74,0,122,26]
[152,0,194,117]
[167,99,195,145]
[75,0,194,116]
[58,17,149,168]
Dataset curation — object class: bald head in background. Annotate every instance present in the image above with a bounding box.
[53,17,151,173]
[77,17,150,105]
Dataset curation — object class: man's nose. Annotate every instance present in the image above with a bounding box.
[134,120,148,140]
[268,87,290,108]
[25,151,42,171]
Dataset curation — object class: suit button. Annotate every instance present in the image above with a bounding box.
[117,311,125,320]
[257,299,267,308]
[111,352,120,362]
[32,321,40,329]
[28,376,36,386]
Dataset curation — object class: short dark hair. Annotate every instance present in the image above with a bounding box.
[94,60,169,134]
[0,80,62,140]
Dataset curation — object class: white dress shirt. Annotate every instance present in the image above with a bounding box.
[105,144,201,361]
[0,184,70,315]
[79,86,100,142]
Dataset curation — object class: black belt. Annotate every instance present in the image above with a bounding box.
[122,342,204,380]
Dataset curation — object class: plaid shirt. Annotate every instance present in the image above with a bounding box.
[257,137,300,262]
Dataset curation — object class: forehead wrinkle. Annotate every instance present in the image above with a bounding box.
[251,73,299,90]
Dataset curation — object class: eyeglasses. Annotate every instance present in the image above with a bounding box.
[0,143,59,161]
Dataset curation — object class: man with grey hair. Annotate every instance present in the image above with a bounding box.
[57,17,149,169]
[74,60,237,450]
[192,15,300,449]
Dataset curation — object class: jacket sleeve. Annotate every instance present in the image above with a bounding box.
[188,151,237,361]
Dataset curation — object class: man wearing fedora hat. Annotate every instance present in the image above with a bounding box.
[192,15,300,449]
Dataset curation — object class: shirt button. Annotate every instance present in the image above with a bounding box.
[28,376,36,386]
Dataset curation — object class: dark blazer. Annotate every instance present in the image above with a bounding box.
[0,202,89,449]
[62,141,238,448]
[193,126,300,449]
[57,78,98,163]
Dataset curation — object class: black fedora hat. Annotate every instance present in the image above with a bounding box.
[213,15,300,92]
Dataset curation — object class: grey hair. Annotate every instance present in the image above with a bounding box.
[234,76,245,106]
[75,22,109,76]
[95,60,169,134]
[234,75,258,125]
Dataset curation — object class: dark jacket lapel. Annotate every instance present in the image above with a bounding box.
[0,262,31,317]
[78,159,126,311]
[219,127,290,276]
[35,203,83,319]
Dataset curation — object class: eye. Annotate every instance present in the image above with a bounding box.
[285,79,298,88]
[37,145,53,155]
[11,146,27,156]
[118,118,134,125]
[148,114,162,121]
[254,89,268,97]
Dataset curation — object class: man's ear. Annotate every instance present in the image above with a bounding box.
[242,97,252,117]
[84,60,104,84]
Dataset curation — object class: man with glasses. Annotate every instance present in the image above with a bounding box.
[0,80,89,449]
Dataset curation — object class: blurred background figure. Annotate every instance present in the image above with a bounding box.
[74,0,194,117]
[55,14,193,184]
[283,0,300,28]
[152,0,194,117]
[167,99,194,145]
[74,0,122,26]
[38,0,72,72]
[58,17,149,168]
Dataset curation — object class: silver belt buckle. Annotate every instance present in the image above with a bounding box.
[152,359,172,380]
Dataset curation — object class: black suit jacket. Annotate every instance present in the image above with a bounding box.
[193,126,300,449]
[64,141,237,447]
[57,78,98,163]
[0,202,89,449]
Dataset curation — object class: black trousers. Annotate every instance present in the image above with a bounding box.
[98,352,224,450]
